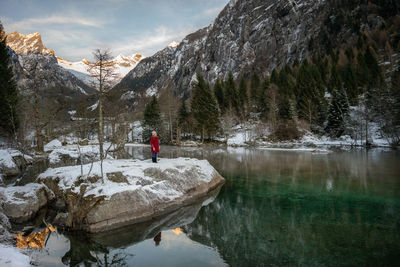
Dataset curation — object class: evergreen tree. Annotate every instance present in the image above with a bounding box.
[0,23,19,136]
[238,77,248,117]
[325,66,349,137]
[258,78,270,115]
[250,73,260,102]
[364,47,383,87]
[191,74,220,141]
[214,79,225,113]
[356,52,369,87]
[341,63,358,105]
[177,98,189,134]
[142,95,162,142]
[270,69,278,85]
[225,72,238,113]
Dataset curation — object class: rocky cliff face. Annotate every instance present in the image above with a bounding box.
[115,0,329,103]
[5,31,95,95]
[115,0,399,106]
[6,32,54,56]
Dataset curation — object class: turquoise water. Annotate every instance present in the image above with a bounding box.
[31,147,400,266]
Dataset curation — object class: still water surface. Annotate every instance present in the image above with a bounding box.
[31,146,400,266]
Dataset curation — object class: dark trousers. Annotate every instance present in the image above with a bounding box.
[152,153,158,162]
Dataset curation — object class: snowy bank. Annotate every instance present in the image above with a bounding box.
[37,158,225,232]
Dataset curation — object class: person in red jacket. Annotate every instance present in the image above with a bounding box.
[150,131,160,163]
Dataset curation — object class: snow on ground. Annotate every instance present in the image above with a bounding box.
[227,131,247,146]
[38,158,216,200]
[0,243,31,267]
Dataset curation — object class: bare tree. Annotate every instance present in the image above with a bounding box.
[87,49,118,178]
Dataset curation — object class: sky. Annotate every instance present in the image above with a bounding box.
[0,0,229,61]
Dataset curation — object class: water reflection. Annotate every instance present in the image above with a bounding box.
[15,225,56,249]
[27,146,400,266]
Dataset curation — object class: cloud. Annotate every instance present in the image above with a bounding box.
[5,14,104,32]
[106,26,197,57]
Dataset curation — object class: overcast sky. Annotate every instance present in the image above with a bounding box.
[0,0,229,61]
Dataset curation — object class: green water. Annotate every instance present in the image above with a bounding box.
[32,147,400,266]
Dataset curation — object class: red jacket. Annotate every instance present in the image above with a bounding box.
[150,136,159,153]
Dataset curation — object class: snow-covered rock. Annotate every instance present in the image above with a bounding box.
[37,158,225,232]
[47,143,113,167]
[0,150,19,177]
[44,139,62,152]
[0,183,55,222]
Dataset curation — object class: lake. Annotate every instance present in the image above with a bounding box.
[30,146,400,266]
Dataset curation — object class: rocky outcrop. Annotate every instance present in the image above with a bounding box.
[0,183,55,223]
[115,0,400,106]
[37,158,225,232]
[6,32,54,56]
[5,31,95,96]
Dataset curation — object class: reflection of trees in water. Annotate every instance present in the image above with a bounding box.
[184,183,400,266]
[59,189,221,266]
[61,232,132,266]
[15,225,56,249]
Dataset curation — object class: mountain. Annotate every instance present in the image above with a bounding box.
[5,31,95,96]
[6,32,54,56]
[115,0,400,106]
[57,53,144,86]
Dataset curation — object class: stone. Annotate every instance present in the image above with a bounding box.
[53,212,68,226]
[0,183,55,223]
[37,158,225,232]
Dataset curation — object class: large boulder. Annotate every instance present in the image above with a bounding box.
[0,149,34,183]
[0,183,55,222]
[38,158,225,232]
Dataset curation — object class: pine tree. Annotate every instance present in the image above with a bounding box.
[325,66,349,137]
[177,98,189,134]
[341,63,358,105]
[364,47,383,87]
[0,23,19,136]
[270,69,279,85]
[191,74,220,142]
[214,79,225,113]
[143,95,162,142]
[238,77,248,117]
[250,73,260,102]
[225,72,238,113]
[258,78,270,116]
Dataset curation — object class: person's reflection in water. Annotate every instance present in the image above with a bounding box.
[154,232,161,246]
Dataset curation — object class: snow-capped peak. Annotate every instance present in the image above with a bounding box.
[57,53,144,86]
[168,41,180,48]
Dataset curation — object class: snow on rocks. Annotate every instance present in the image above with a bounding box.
[37,158,225,232]
[0,149,32,179]
[0,243,31,267]
[0,183,55,222]
[0,150,19,178]
[45,142,113,167]
[44,139,62,152]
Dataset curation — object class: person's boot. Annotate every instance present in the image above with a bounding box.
[152,157,156,163]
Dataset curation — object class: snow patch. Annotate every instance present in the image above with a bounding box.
[0,243,31,267]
